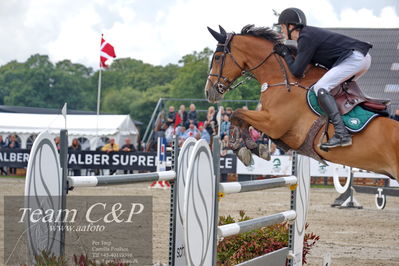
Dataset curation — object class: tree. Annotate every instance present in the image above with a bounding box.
[170,48,213,99]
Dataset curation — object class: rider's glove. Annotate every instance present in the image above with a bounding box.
[274,43,290,57]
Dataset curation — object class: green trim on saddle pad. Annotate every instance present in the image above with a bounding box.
[306,89,379,133]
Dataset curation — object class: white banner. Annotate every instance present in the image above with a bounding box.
[236,155,392,181]
[309,159,349,177]
[236,155,293,176]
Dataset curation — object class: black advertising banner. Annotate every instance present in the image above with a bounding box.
[0,149,237,173]
[0,148,30,168]
[220,154,236,174]
[67,151,159,171]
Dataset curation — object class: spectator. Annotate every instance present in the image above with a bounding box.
[218,106,225,118]
[186,104,198,127]
[176,125,186,138]
[0,136,7,175]
[390,108,399,121]
[102,138,119,174]
[176,104,188,127]
[183,122,200,140]
[198,124,210,144]
[69,138,81,176]
[54,136,61,150]
[220,135,231,182]
[249,126,261,142]
[121,138,136,174]
[69,138,81,151]
[101,138,120,153]
[8,134,20,149]
[166,106,176,126]
[225,107,233,118]
[121,138,136,152]
[0,135,5,147]
[220,114,231,139]
[176,126,186,146]
[165,124,175,145]
[220,135,232,156]
[205,106,217,136]
[270,143,285,156]
[242,105,249,110]
[8,134,20,175]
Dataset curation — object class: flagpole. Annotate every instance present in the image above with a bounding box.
[96,66,102,150]
[96,68,102,116]
[96,32,103,149]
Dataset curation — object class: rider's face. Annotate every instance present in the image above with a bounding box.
[280,25,288,40]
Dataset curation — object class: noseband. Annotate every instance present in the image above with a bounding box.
[208,33,275,94]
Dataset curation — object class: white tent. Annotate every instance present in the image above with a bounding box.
[0,113,139,149]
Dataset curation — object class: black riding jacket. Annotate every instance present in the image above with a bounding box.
[283,26,372,78]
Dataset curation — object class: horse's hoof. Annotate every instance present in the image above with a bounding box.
[230,140,242,151]
[244,137,258,150]
[238,147,254,166]
[258,144,271,161]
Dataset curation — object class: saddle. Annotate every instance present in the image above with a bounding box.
[329,81,390,115]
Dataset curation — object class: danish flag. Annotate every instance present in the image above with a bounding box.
[100,35,116,68]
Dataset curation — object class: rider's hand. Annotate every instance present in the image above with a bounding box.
[274,43,290,57]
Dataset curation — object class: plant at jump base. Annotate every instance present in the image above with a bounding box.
[20,250,68,266]
[22,251,130,266]
[72,254,130,266]
[217,210,320,265]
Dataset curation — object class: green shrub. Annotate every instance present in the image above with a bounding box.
[217,210,319,265]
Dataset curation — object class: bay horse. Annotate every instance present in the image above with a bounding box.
[205,25,399,180]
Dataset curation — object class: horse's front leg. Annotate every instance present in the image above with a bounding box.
[229,110,270,166]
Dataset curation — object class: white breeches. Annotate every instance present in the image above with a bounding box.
[313,50,371,94]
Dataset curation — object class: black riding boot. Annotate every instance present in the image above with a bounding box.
[318,88,352,149]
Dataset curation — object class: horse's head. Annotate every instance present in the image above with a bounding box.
[205,25,281,103]
[205,26,244,103]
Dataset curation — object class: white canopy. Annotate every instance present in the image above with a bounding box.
[0,113,139,149]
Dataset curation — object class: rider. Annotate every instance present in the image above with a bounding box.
[273,7,372,149]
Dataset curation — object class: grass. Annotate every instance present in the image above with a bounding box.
[0,175,25,179]
[311,184,335,189]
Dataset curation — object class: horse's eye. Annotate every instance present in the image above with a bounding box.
[214,55,221,60]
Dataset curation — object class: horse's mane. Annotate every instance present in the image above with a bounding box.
[240,24,282,43]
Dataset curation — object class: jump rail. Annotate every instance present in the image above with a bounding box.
[218,210,297,238]
[219,176,297,194]
[68,170,176,187]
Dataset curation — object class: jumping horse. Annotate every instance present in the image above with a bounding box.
[205,25,399,180]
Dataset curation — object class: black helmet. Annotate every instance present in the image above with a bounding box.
[278,8,307,27]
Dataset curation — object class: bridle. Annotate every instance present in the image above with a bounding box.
[208,32,306,94]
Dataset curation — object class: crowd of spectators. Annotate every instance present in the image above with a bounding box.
[158,103,284,158]
[157,103,291,160]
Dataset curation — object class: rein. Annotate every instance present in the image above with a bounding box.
[208,33,307,94]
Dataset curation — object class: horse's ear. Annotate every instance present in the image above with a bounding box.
[207,26,226,44]
[219,25,227,36]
